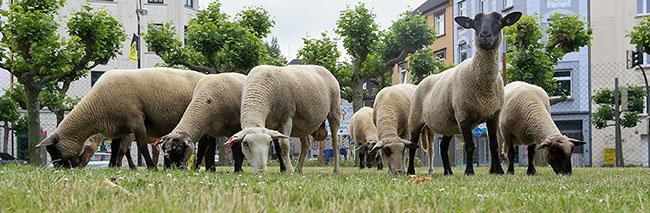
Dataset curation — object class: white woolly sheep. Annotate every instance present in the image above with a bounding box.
[408,12,522,176]
[349,107,382,170]
[37,68,206,169]
[226,65,341,174]
[498,81,585,175]
[370,84,419,175]
[159,73,246,171]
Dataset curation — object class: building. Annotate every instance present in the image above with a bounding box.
[0,0,197,159]
[391,0,455,85]
[590,0,649,167]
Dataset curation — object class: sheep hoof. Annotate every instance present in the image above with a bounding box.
[526,170,536,176]
[428,169,434,175]
[464,170,474,176]
[506,170,515,175]
[489,166,504,175]
[443,170,453,176]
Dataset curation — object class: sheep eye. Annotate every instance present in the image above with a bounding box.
[243,141,249,147]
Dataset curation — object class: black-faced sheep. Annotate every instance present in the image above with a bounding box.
[350,107,382,170]
[158,73,246,171]
[499,81,585,175]
[370,84,420,175]
[408,12,522,175]
[226,65,341,173]
[37,68,205,169]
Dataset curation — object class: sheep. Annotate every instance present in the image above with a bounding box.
[498,81,586,175]
[408,12,522,176]
[226,65,341,173]
[37,68,207,169]
[349,107,382,170]
[158,73,246,171]
[369,84,420,175]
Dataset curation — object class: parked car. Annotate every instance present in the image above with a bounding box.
[0,152,27,165]
[86,152,111,168]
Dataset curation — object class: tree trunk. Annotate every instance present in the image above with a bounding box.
[55,109,65,127]
[218,137,228,166]
[351,80,364,112]
[24,83,44,166]
[3,121,9,153]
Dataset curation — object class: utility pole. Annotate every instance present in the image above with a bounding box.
[135,0,148,167]
[627,50,649,167]
[614,78,623,167]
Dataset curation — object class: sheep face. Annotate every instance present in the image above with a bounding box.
[455,11,522,50]
[159,132,194,169]
[537,135,586,175]
[228,127,289,173]
[370,139,419,175]
[36,133,82,168]
[356,141,378,168]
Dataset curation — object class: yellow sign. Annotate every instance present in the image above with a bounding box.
[603,149,615,166]
[128,34,138,63]
[187,153,195,167]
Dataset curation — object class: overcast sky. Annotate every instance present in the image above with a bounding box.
[200,0,426,61]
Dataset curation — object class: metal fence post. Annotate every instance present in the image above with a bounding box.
[614,78,624,167]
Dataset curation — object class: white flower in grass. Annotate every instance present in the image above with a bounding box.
[166,173,172,177]
[240,183,248,187]
[439,188,445,192]
[148,184,153,187]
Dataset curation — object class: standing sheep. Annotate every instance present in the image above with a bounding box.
[409,12,522,175]
[499,81,585,175]
[350,107,382,170]
[226,65,341,173]
[370,84,419,175]
[158,73,246,171]
[37,68,206,168]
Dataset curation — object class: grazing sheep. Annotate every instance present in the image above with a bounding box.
[350,107,382,170]
[370,84,419,175]
[159,73,246,171]
[226,65,341,173]
[499,81,585,175]
[408,12,522,175]
[78,134,104,167]
[37,68,206,168]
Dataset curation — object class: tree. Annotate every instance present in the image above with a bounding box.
[0,91,20,153]
[627,16,650,53]
[407,48,454,85]
[263,37,287,66]
[145,2,274,74]
[592,85,645,129]
[0,1,126,165]
[299,4,435,111]
[504,13,592,95]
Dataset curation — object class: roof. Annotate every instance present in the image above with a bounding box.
[412,0,450,16]
[287,59,305,65]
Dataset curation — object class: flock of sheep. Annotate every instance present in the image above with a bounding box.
[37,11,584,176]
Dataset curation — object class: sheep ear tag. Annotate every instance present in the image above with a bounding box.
[225,136,237,148]
[153,139,160,147]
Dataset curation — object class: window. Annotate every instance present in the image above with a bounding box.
[459,41,470,62]
[638,0,650,15]
[148,0,163,3]
[458,0,466,17]
[435,13,445,36]
[504,0,514,8]
[398,63,407,84]
[480,0,486,13]
[435,49,446,63]
[554,120,584,153]
[551,69,572,98]
[184,25,188,45]
[185,0,193,7]
[91,71,105,86]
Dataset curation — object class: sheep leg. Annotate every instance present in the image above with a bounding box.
[152,145,160,166]
[408,123,424,175]
[132,126,156,169]
[407,146,417,175]
[193,136,207,170]
[526,144,537,175]
[204,136,216,172]
[279,120,294,173]
[440,135,453,176]
[108,137,122,167]
[506,139,516,175]
[273,139,286,172]
[375,154,383,170]
[459,121,475,175]
[328,116,341,174]
[358,150,365,169]
[232,140,244,173]
[124,148,136,169]
[425,130,434,175]
[117,139,131,168]
[295,136,310,173]
[486,117,504,175]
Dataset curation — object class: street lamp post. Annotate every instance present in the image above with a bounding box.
[135,0,148,166]
[628,50,650,168]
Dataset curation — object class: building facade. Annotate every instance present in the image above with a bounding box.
[590,0,649,167]
[452,0,591,166]
[392,0,455,85]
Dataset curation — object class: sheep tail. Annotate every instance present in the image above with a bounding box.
[421,126,430,153]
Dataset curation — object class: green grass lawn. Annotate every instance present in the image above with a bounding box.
[1,165,648,212]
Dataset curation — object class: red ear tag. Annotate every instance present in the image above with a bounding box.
[153,139,160,147]
[227,137,235,148]
[538,140,544,145]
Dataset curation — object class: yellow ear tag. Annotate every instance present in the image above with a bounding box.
[273,131,280,134]
[465,22,470,28]
[506,18,510,24]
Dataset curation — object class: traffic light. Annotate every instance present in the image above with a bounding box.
[633,50,643,67]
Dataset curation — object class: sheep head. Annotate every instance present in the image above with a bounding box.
[369,139,419,175]
[537,135,586,175]
[356,141,379,168]
[159,131,194,169]
[455,11,522,50]
[227,127,288,173]
[36,133,83,168]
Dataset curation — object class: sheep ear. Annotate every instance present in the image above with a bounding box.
[37,133,59,147]
[404,141,420,149]
[455,16,474,29]
[224,134,241,147]
[537,139,551,149]
[569,138,586,146]
[355,143,366,152]
[369,141,385,155]
[502,11,522,27]
[268,130,289,139]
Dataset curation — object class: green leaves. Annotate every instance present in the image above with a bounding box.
[0,91,20,123]
[627,15,650,53]
[591,85,645,129]
[335,3,378,59]
[297,33,345,80]
[408,48,453,85]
